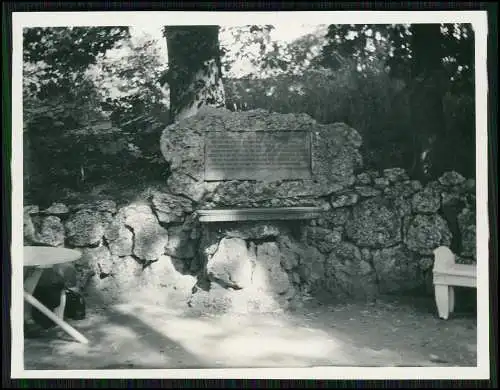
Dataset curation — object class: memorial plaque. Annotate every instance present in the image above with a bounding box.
[204,131,312,181]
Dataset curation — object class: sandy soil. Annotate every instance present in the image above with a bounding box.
[23,290,477,370]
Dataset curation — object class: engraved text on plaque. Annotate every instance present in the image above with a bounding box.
[204,131,312,181]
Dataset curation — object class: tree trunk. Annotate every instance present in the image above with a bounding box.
[409,72,445,180]
[408,24,447,181]
[163,26,226,122]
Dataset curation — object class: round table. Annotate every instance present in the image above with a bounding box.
[24,246,89,344]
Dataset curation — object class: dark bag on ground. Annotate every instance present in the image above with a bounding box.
[31,283,86,329]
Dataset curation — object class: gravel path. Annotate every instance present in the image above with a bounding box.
[23,293,476,370]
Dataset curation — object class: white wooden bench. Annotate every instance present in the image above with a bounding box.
[432,246,476,320]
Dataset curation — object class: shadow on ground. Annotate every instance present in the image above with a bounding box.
[23,290,477,370]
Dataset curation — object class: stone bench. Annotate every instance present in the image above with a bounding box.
[432,246,476,320]
[196,207,323,222]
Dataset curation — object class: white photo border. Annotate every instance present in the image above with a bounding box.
[11,10,490,380]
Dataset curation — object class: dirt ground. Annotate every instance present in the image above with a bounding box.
[23,290,477,370]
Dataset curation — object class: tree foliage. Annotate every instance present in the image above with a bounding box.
[319,23,474,89]
[23,27,130,131]
[220,25,275,75]
[223,23,475,180]
[22,22,476,205]
[23,26,171,204]
[220,25,328,79]
[91,34,169,124]
[23,27,130,97]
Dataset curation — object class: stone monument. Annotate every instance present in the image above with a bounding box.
[158,107,363,312]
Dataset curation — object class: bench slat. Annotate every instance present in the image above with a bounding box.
[433,273,476,288]
[435,264,477,277]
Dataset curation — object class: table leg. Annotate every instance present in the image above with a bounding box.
[54,289,67,319]
[24,291,89,344]
[24,268,44,321]
[24,268,43,294]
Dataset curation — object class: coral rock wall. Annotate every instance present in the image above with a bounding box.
[23,108,476,312]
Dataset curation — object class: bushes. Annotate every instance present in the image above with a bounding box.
[23,28,171,205]
[224,64,475,178]
[24,113,171,206]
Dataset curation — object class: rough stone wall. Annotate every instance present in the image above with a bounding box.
[23,197,199,307]
[22,168,476,310]
[160,107,363,207]
[23,108,476,312]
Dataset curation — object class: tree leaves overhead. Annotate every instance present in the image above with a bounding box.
[316,22,475,180]
[90,34,168,123]
[23,26,172,202]
[23,26,132,120]
[224,22,475,179]
[24,27,130,74]
[440,23,475,93]
[220,22,473,92]
[260,26,329,77]
[321,24,392,72]
[220,24,333,80]
[319,23,474,93]
[220,25,277,77]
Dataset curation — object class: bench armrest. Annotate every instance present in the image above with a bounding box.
[433,246,456,272]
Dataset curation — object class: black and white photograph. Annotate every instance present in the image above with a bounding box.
[9,9,490,380]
